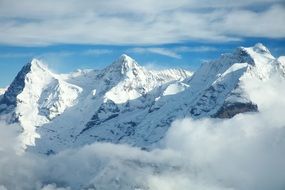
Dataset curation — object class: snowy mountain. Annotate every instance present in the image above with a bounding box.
[0,60,82,147]
[0,43,284,154]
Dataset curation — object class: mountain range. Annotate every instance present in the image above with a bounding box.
[0,43,284,154]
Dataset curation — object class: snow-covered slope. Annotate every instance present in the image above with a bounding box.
[0,44,284,153]
[32,55,193,153]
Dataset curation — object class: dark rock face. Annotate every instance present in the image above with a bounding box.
[81,100,120,134]
[0,63,31,114]
[212,102,258,118]
[236,48,255,66]
[0,63,31,106]
[189,84,227,117]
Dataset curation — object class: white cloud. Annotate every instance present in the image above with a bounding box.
[217,5,285,38]
[0,1,284,46]
[165,74,285,190]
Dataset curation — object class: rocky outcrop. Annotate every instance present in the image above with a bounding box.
[213,102,258,118]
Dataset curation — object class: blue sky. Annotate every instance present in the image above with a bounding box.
[0,0,285,87]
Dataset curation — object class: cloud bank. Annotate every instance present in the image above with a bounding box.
[0,76,285,189]
[0,0,284,46]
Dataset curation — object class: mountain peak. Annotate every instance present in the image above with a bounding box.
[116,54,139,69]
[0,59,52,107]
[104,54,142,76]
[253,43,270,53]
[119,54,133,62]
[29,59,49,73]
[228,43,273,67]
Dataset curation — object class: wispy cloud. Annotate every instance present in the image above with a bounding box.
[0,0,284,46]
[130,47,182,59]
[0,49,113,59]
[174,46,217,52]
[82,49,113,56]
[0,52,35,58]
[129,46,218,59]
